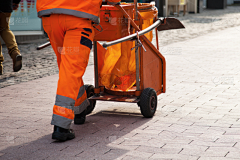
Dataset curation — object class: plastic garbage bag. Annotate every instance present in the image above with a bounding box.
[98,3,157,91]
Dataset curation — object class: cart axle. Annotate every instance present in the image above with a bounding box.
[89,93,140,103]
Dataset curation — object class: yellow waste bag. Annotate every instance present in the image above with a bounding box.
[98,3,157,91]
[139,5,158,41]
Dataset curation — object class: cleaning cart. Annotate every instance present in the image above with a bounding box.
[37,1,185,118]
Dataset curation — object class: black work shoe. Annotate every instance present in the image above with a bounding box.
[13,55,22,72]
[74,110,86,125]
[52,126,75,141]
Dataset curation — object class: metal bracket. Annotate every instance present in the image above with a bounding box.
[93,23,103,32]
[131,32,146,52]
[104,12,111,22]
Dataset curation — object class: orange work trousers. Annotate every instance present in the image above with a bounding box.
[42,15,94,129]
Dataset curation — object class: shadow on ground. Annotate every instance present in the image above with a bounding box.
[0,110,151,160]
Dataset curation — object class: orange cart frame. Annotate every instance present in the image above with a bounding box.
[37,2,184,118]
[89,3,167,118]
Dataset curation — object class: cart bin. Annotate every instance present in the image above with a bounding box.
[93,5,134,41]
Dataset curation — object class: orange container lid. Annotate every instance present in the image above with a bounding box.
[119,2,155,12]
[101,4,134,11]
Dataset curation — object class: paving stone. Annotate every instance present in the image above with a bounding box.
[198,157,239,160]
[0,7,240,160]
[121,155,148,160]
[149,153,199,160]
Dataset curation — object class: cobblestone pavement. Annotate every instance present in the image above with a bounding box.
[157,6,240,47]
[0,16,240,159]
[0,6,240,88]
[0,41,58,88]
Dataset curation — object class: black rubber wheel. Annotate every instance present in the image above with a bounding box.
[84,84,96,115]
[139,88,157,118]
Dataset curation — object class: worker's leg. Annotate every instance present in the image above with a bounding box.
[0,12,22,72]
[42,15,69,129]
[42,15,64,69]
[42,15,76,141]
[53,15,94,128]
[42,15,93,130]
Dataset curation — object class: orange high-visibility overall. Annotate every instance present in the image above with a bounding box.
[37,0,120,129]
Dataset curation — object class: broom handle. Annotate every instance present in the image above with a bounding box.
[134,0,138,21]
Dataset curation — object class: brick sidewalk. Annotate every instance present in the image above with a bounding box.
[0,24,239,159]
[1,6,240,89]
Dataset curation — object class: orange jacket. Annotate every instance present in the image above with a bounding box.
[37,0,120,24]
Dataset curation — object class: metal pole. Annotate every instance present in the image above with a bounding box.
[93,41,99,89]
[134,0,140,91]
[134,0,138,20]
[156,0,166,17]
[135,41,140,91]
[102,19,162,48]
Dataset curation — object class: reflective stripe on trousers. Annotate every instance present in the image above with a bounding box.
[42,14,93,129]
[52,87,90,129]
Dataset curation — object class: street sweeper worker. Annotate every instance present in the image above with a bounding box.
[37,0,121,141]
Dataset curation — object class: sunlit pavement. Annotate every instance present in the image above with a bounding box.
[0,23,240,159]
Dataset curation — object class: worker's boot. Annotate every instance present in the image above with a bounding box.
[74,109,87,125]
[10,51,22,72]
[0,62,3,75]
[52,126,75,141]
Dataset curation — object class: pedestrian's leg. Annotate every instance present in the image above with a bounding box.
[0,13,5,74]
[0,13,22,72]
[0,41,3,75]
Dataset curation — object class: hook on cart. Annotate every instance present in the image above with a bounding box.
[93,23,103,32]
[131,31,147,52]
[132,31,147,52]
[131,39,147,52]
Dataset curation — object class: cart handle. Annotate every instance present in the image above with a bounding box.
[36,41,51,50]
[102,18,163,48]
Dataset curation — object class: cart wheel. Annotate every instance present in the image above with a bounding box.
[139,88,157,118]
[84,84,96,115]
